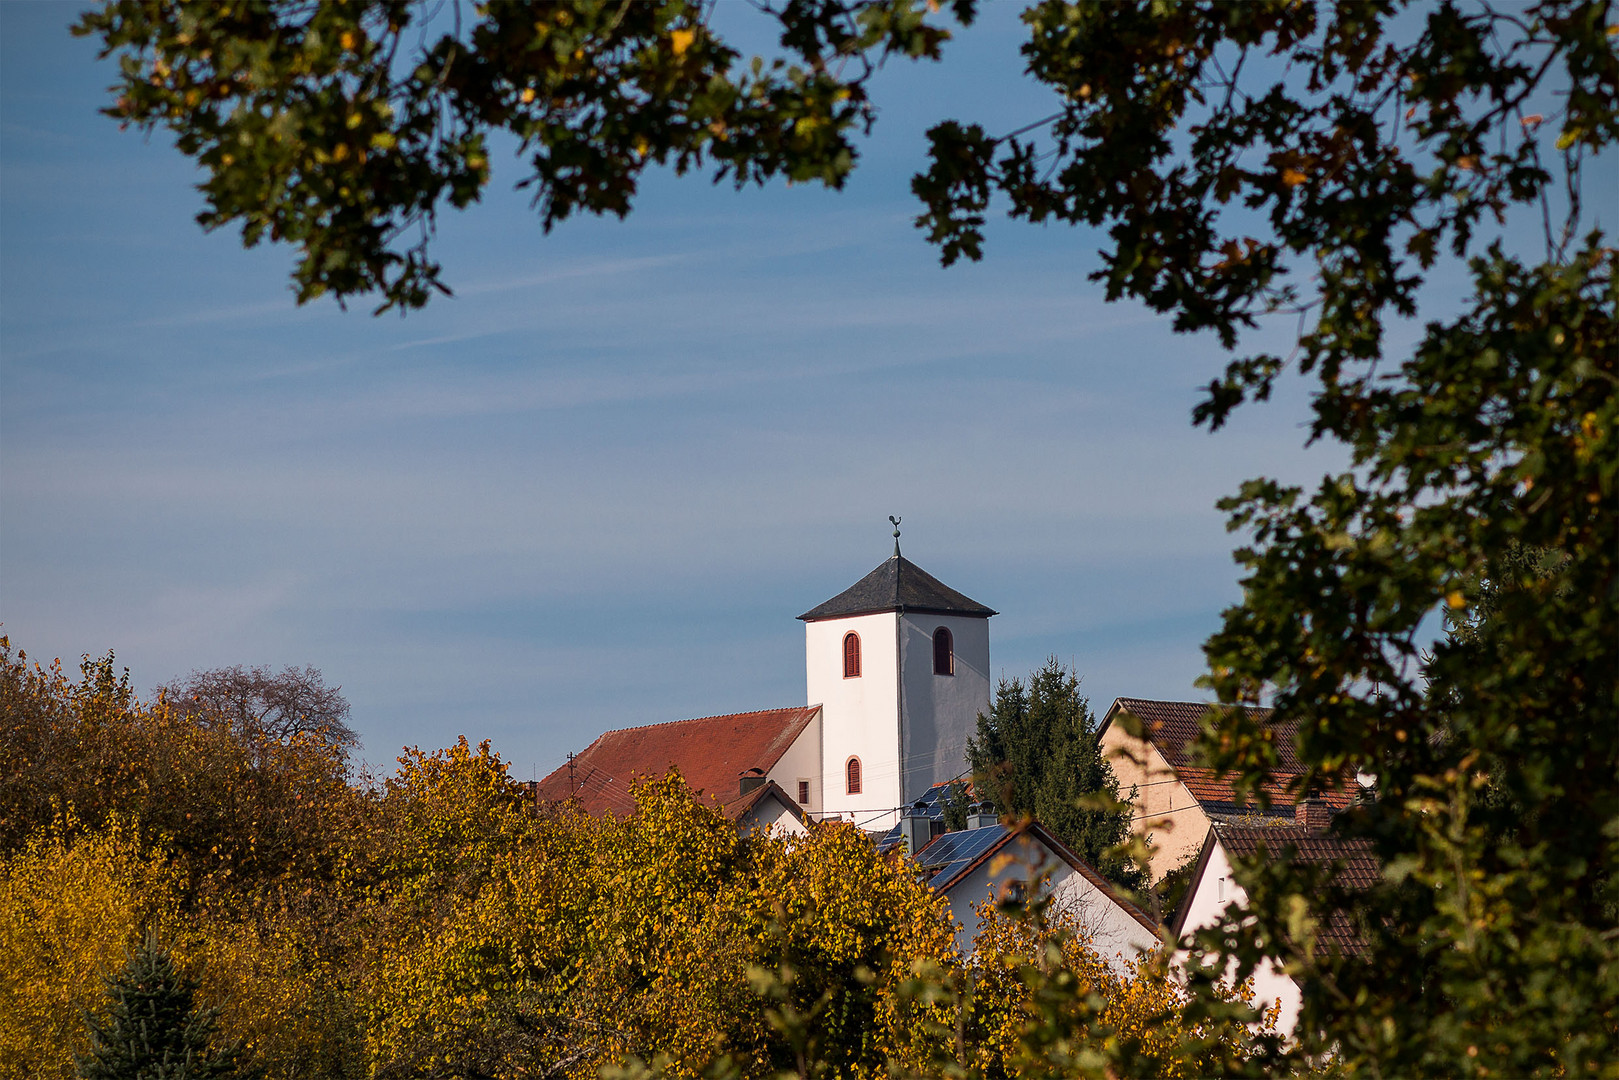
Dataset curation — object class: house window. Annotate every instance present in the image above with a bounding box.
[846,756,862,795]
[842,632,861,678]
[932,627,954,675]
[797,779,810,805]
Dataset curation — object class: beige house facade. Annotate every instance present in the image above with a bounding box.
[1098,698,1354,882]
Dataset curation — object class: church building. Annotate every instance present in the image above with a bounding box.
[537,540,995,831]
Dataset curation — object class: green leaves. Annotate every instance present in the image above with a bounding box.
[76,0,971,313]
[967,658,1142,892]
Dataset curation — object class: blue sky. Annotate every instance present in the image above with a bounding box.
[0,2,1357,781]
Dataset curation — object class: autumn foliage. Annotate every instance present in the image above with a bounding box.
[0,636,1266,1078]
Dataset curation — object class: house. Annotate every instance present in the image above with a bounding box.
[923,821,1160,970]
[537,542,995,831]
[877,784,1160,971]
[532,541,1168,968]
[729,773,812,837]
[1097,698,1356,881]
[1170,799,1378,1034]
[535,705,823,819]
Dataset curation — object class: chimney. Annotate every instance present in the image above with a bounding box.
[901,801,934,856]
[738,767,766,796]
[966,802,998,830]
[1298,796,1333,833]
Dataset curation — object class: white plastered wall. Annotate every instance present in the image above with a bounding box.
[1176,838,1301,1034]
[766,708,823,816]
[806,612,901,827]
[940,830,1159,975]
[736,792,810,838]
[898,613,991,803]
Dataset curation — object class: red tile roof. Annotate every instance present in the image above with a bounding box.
[1103,698,1355,812]
[536,706,819,816]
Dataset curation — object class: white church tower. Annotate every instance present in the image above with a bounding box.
[800,525,995,829]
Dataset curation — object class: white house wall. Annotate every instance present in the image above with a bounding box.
[1048,867,1161,976]
[737,794,809,838]
[1177,839,1301,1034]
[806,611,901,827]
[898,613,990,803]
[940,831,1158,977]
[766,707,822,817]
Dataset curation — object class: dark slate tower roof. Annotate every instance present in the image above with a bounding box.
[798,555,997,621]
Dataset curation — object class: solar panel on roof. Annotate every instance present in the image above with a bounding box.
[922,824,1007,888]
[877,784,963,848]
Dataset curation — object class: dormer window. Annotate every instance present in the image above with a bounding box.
[842,632,861,678]
[932,627,954,675]
[845,756,863,795]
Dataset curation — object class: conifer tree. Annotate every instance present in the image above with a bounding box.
[966,658,1140,890]
[77,933,240,1080]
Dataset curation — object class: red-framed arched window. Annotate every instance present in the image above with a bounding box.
[842,631,861,678]
[933,627,954,675]
[845,756,863,795]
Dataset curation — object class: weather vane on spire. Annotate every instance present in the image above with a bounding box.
[889,515,901,557]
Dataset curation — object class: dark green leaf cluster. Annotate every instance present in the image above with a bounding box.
[967,658,1141,891]
[78,934,241,1080]
[947,3,1619,1074]
[75,0,975,312]
[67,0,1619,1072]
[911,2,1617,1071]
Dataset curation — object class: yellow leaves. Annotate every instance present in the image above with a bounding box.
[0,821,178,1079]
[519,86,536,104]
[360,772,955,1078]
[669,29,695,57]
[1447,591,1467,609]
[339,30,356,51]
[1281,166,1308,187]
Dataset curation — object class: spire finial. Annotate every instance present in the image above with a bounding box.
[889,515,902,557]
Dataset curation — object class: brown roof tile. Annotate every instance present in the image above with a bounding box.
[537,706,819,816]
[1214,824,1379,955]
[724,779,809,827]
[1106,698,1355,812]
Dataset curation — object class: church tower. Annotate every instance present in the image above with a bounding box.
[800,533,995,829]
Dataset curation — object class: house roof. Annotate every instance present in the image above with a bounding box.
[874,779,982,852]
[536,706,820,816]
[1101,697,1355,812]
[798,555,996,621]
[1171,823,1378,955]
[918,821,1158,935]
[725,779,810,828]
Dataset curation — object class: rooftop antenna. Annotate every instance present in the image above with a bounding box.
[889,515,902,557]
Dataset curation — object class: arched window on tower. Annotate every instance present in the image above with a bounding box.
[842,632,861,678]
[846,756,863,795]
[933,627,954,675]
